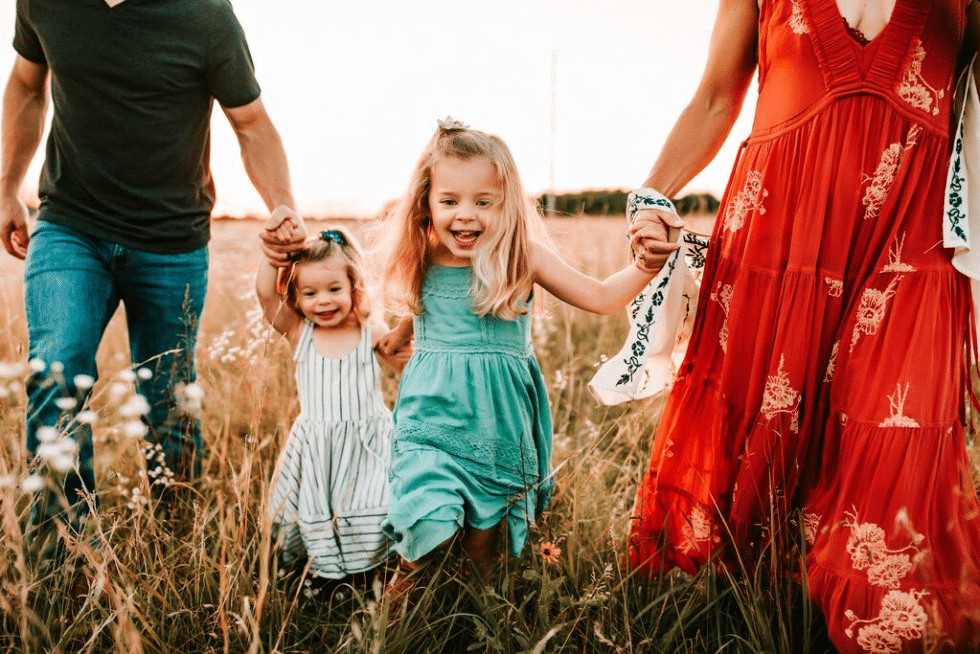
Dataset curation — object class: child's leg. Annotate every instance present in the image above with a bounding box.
[461,524,501,577]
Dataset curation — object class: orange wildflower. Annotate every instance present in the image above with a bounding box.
[540,541,562,564]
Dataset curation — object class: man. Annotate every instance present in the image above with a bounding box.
[0,0,303,536]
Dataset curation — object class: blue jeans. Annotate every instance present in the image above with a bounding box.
[24,221,208,524]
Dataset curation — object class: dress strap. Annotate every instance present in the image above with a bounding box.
[292,319,314,362]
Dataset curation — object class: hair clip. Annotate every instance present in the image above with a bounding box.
[437,116,469,131]
[320,230,347,246]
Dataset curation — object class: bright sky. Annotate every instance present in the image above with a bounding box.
[0,0,757,218]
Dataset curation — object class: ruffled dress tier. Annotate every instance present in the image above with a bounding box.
[383,264,553,560]
[269,323,393,578]
[627,0,980,650]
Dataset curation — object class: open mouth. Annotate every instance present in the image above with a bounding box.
[452,230,481,249]
[315,310,339,321]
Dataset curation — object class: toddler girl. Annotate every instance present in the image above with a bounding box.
[257,223,401,581]
[380,119,661,577]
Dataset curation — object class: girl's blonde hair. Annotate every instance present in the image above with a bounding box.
[284,226,372,324]
[383,122,547,320]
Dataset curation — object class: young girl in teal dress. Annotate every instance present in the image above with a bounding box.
[379,118,662,577]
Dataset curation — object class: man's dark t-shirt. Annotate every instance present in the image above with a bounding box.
[14,0,262,253]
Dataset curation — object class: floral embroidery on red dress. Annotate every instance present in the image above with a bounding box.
[850,276,903,351]
[896,39,945,116]
[803,511,821,546]
[880,233,916,273]
[709,282,734,352]
[845,590,930,654]
[862,127,921,221]
[842,509,929,653]
[824,341,840,382]
[679,506,721,555]
[790,0,810,34]
[760,354,801,432]
[878,383,920,428]
[824,276,844,297]
[724,171,768,232]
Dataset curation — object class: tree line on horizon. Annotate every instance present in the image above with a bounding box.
[537,189,721,218]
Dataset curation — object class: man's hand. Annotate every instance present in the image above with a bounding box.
[260,205,306,267]
[0,195,30,259]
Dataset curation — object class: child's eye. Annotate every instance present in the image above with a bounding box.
[330,287,342,293]
[440,199,457,206]
[476,199,494,207]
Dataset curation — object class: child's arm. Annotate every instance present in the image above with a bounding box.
[531,241,658,315]
[377,316,414,357]
[372,323,413,374]
[256,253,302,341]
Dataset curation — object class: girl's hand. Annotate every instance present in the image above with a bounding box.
[376,340,412,374]
[264,205,307,244]
[629,208,684,274]
[375,323,414,373]
[378,328,412,357]
[260,205,307,267]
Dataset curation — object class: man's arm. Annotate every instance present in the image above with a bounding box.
[1,55,48,259]
[223,97,306,263]
[222,96,295,212]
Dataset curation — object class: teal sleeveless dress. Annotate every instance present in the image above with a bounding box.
[382,263,553,560]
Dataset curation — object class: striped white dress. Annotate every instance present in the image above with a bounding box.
[269,322,393,578]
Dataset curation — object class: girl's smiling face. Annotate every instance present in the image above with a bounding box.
[292,257,356,329]
[427,155,502,266]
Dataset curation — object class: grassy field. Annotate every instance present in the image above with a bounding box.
[0,216,840,653]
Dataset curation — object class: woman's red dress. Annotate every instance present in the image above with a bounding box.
[627,0,980,651]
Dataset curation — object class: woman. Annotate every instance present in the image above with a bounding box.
[627,0,980,650]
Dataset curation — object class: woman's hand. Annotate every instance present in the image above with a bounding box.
[630,208,685,274]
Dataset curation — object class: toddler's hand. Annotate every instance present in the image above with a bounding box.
[261,206,307,268]
[263,206,307,245]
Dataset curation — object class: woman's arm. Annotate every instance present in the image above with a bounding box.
[531,242,655,315]
[641,0,759,196]
[633,0,760,266]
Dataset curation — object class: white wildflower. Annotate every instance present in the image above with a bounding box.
[49,361,64,375]
[76,410,97,425]
[55,397,78,411]
[123,421,148,439]
[21,475,44,494]
[119,395,151,417]
[108,382,129,401]
[28,358,46,373]
[73,374,95,390]
[37,426,59,443]
[118,369,137,383]
[0,362,23,378]
[136,367,152,380]
[183,383,205,400]
[49,453,76,473]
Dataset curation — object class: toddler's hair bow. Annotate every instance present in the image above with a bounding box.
[320,230,347,246]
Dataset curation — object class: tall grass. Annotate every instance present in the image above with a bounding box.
[0,217,841,653]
